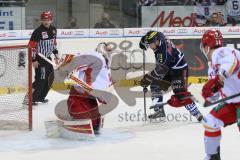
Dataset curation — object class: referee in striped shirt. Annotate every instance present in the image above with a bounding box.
[28,11,59,105]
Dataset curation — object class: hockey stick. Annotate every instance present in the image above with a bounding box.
[142,50,147,121]
[204,92,240,107]
[68,72,93,93]
[38,53,58,68]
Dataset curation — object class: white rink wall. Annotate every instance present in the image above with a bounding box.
[0,37,154,63]
[1,26,240,65]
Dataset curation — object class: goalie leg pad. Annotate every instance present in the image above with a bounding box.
[44,119,95,139]
[44,120,61,138]
[60,119,95,139]
[55,100,73,120]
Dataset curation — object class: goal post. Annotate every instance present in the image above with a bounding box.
[0,45,32,131]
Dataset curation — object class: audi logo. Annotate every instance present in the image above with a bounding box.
[107,40,144,70]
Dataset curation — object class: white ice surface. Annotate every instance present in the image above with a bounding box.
[0,85,239,160]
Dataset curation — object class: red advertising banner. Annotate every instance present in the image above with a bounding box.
[141,6,228,27]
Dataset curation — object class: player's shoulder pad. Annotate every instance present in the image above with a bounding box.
[157,32,166,39]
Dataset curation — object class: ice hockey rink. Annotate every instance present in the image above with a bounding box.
[0,84,239,160]
[1,0,240,159]
[0,31,240,160]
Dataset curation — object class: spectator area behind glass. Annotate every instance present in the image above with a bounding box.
[0,0,239,30]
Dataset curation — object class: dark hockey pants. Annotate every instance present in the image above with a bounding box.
[32,58,54,102]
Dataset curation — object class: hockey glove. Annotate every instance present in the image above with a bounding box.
[140,74,153,87]
[167,92,193,108]
[202,75,223,100]
[140,64,169,87]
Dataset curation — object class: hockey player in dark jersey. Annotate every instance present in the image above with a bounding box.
[139,31,203,122]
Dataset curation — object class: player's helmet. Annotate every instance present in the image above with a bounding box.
[201,29,223,48]
[144,31,161,44]
[41,11,53,20]
[200,29,223,56]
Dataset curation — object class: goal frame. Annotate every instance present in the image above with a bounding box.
[0,45,32,130]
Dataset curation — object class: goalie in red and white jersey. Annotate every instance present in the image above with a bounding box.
[45,42,116,138]
[200,29,240,160]
[66,43,113,135]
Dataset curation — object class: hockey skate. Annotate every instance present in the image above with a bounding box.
[205,147,221,160]
[148,103,166,120]
[39,99,49,103]
[22,94,38,106]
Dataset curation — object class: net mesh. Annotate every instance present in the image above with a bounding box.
[0,46,31,130]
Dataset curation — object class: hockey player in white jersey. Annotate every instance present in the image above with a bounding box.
[200,29,240,160]
[65,42,113,134]
[45,42,115,138]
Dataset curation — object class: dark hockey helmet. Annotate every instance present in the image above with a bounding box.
[144,31,161,44]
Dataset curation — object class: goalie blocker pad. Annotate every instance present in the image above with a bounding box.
[46,102,98,139]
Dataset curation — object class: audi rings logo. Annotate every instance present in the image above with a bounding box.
[177,28,188,34]
[74,30,86,36]
[107,40,144,70]
[7,32,17,38]
[109,29,121,36]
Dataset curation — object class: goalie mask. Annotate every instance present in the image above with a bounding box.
[95,42,113,63]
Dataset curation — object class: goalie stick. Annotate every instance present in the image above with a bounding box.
[38,52,58,67]
[68,72,93,93]
[204,92,240,107]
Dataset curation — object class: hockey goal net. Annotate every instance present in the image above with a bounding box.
[0,45,32,130]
